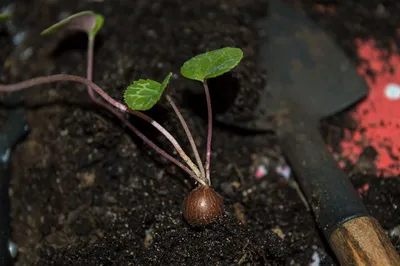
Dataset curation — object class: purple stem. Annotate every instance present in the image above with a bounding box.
[84,37,199,178]
[128,109,201,178]
[203,81,212,185]
[166,94,205,180]
[85,35,125,122]
[87,36,94,85]
[83,36,203,179]
[0,75,206,185]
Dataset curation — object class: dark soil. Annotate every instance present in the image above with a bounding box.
[0,0,399,265]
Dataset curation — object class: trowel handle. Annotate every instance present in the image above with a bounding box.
[279,125,399,265]
[330,216,400,265]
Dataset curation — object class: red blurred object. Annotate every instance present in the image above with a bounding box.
[339,38,400,177]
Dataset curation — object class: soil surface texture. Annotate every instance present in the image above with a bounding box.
[0,0,399,265]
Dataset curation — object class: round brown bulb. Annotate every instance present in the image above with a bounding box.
[183,185,224,226]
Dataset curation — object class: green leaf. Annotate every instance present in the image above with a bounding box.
[180,47,243,82]
[0,13,11,23]
[41,11,104,37]
[90,14,104,37]
[124,73,173,111]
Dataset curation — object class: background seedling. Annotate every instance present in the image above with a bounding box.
[0,13,11,23]
[41,11,103,84]
[41,11,103,37]
[40,11,164,165]
[0,13,243,226]
[41,11,107,110]
[40,10,136,137]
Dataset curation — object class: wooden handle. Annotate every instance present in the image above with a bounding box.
[330,216,400,265]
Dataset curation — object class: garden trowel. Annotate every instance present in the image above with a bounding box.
[217,1,400,265]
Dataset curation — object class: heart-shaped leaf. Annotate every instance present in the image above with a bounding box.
[41,11,104,37]
[180,47,243,82]
[124,73,173,111]
[0,13,11,22]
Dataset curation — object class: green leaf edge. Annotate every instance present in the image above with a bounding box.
[124,72,173,111]
[0,13,11,22]
[90,14,104,37]
[41,11,104,37]
[180,47,243,82]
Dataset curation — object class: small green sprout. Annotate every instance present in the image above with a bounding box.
[40,10,104,85]
[40,11,120,129]
[0,13,11,23]
[0,14,243,225]
[123,47,243,225]
[41,11,104,38]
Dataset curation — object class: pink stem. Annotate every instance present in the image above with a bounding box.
[87,36,95,88]
[86,36,124,123]
[86,40,202,180]
[166,94,205,180]
[84,37,202,182]
[0,75,206,185]
[128,109,201,178]
[0,74,126,110]
[203,81,213,185]
[122,116,204,185]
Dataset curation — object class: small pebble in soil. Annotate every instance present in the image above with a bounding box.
[310,251,321,266]
[255,164,268,179]
[275,164,291,180]
[389,225,400,239]
[8,240,18,258]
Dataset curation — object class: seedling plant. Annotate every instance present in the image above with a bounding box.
[0,13,11,22]
[0,11,243,225]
